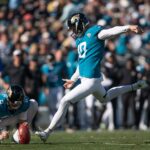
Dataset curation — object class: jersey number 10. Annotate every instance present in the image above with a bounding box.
[78,42,87,58]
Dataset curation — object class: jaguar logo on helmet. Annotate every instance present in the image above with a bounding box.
[70,14,80,24]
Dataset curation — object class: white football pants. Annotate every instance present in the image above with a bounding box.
[46,77,132,131]
[0,99,38,129]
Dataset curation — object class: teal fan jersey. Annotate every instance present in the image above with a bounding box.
[76,25,105,78]
[0,93,30,119]
[41,61,66,88]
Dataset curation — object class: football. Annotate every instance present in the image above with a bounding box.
[13,122,30,144]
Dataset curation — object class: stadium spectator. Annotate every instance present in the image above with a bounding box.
[120,58,138,129]
[41,51,67,123]
[103,52,122,128]
[24,55,41,100]
[136,58,150,130]
[2,49,27,86]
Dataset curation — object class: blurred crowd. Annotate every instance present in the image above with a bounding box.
[0,0,150,131]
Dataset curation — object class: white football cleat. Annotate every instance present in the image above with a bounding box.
[35,131,49,143]
[132,80,148,90]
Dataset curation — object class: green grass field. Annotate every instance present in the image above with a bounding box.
[1,130,150,150]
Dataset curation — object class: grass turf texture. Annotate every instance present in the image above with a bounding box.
[0,130,150,150]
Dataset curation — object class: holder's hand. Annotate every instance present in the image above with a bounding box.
[0,131,9,141]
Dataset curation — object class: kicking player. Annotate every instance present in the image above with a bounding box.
[36,13,148,142]
[0,85,38,142]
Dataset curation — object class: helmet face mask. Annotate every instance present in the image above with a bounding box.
[67,13,89,38]
[7,85,25,110]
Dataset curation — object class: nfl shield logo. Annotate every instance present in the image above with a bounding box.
[87,33,91,38]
